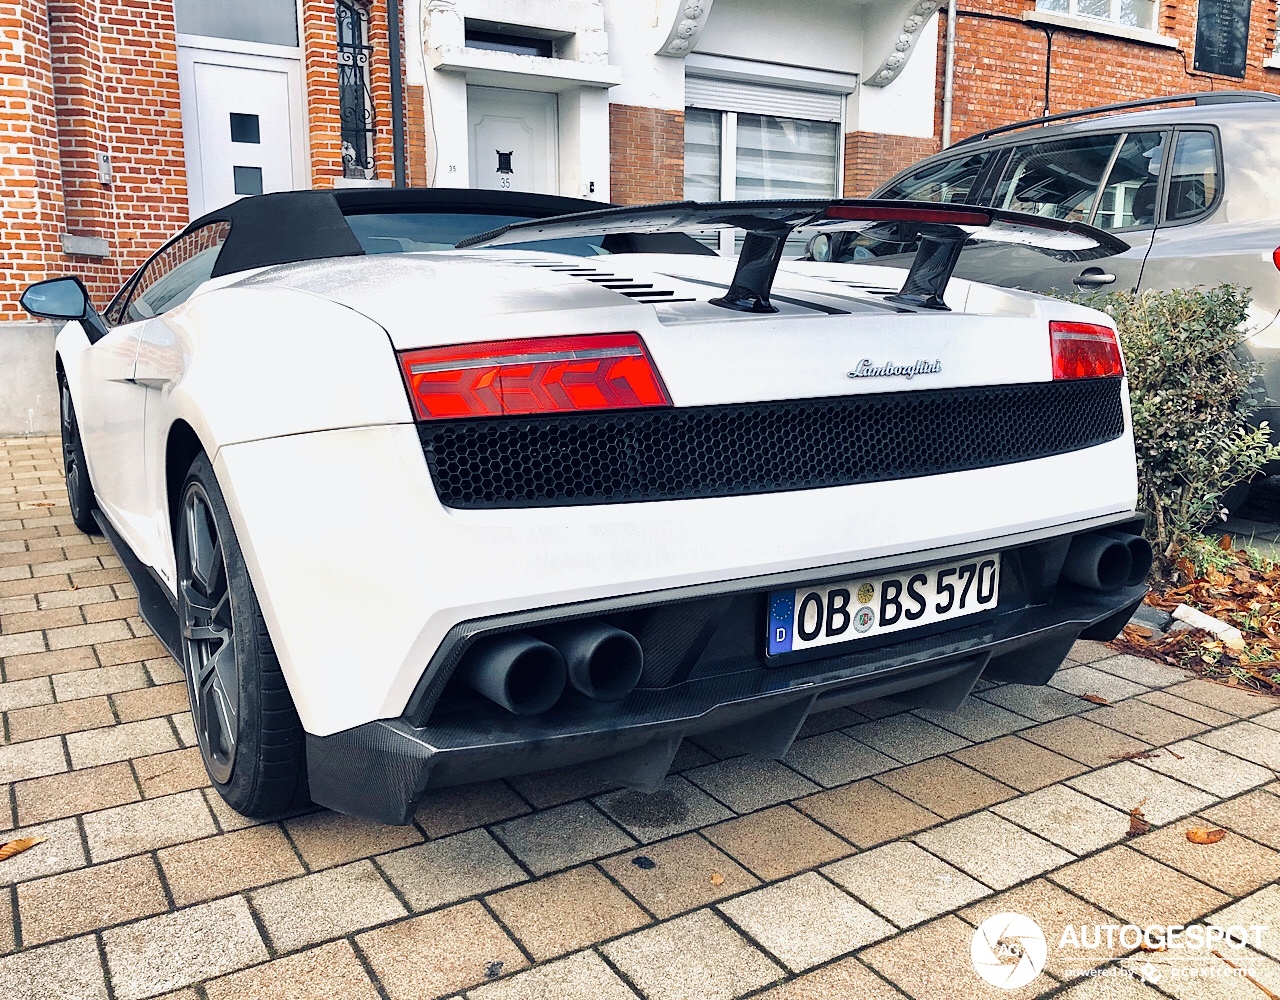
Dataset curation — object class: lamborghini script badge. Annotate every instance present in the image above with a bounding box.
[847,359,942,379]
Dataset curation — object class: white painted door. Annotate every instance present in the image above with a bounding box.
[468,87,558,194]
[178,47,305,217]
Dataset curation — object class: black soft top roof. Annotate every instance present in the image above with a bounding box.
[190,188,662,279]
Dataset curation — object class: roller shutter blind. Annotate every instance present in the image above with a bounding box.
[684,77,844,123]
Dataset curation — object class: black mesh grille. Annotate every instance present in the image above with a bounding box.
[418,377,1125,509]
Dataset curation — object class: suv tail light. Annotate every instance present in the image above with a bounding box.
[1050,321,1124,380]
[399,332,671,419]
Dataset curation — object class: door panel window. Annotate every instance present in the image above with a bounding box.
[174,0,298,47]
[992,134,1121,221]
[878,152,988,204]
[119,222,231,324]
[1091,131,1168,230]
[1165,131,1219,223]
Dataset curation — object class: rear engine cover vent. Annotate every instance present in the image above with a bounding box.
[518,259,695,305]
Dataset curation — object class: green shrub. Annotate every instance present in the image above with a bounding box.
[1082,285,1280,575]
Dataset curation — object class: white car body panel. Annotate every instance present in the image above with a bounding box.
[218,422,1136,735]
[57,246,1139,738]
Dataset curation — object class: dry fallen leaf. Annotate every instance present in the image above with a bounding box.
[1080,693,1110,705]
[1125,624,1154,639]
[1108,749,1161,761]
[1219,534,1234,552]
[1138,939,1167,952]
[1126,799,1152,838]
[710,872,725,886]
[0,836,45,863]
[1185,827,1227,845]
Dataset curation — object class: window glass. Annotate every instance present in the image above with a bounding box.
[338,0,376,179]
[734,114,838,200]
[1090,131,1167,229]
[1165,131,1218,222]
[878,152,989,204]
[464,30,553,58]
[174,0,298,46]
[684,108,838,253]
[122,222,231,324]
[1035,0,1155,29]
[684,108,722,201]
[992,133,1120,221]
[345,212,606,256]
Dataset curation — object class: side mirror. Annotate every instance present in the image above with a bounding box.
[807,233,833,263]
[20,275,109,343]
[21,276,89,320]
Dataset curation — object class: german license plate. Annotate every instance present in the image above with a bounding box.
[767,555,1000,656]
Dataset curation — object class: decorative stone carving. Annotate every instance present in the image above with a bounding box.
[866,0,945,87]
[656,0,717,57]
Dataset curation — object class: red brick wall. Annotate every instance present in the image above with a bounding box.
[0,2,69,320]
[406,84,428,186]
[941,1,1280,143]
[53,1,187,305]
[0,1,187,320]
[609,105,685,205]
[844,132,942,196]
[303,0,344,186]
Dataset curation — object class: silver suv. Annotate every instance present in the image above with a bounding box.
[811,92,1280,432]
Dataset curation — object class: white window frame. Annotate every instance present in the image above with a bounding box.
[1036,0,1154,29]
[1025,1,1176,47]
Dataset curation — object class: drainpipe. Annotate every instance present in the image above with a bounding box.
[389,0,407,186]
[941,0,956,148]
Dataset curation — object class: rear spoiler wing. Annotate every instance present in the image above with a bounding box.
[456,199,1130,313]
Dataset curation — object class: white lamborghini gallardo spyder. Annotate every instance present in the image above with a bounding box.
[21,189,1150,823]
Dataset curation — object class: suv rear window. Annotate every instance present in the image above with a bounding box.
[878,152,989,204]
[1091,131,1167,230]
[992,134,1120,222]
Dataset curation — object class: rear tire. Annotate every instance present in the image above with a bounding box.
[59,379,99,535]
[176,453,308,816]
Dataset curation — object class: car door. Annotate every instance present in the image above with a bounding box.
[128,222,232,579]
[72,278,150,546]
[948,130,1167,296]
[82,222,229,570]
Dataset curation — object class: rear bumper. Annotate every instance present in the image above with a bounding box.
[307,571,1146,824]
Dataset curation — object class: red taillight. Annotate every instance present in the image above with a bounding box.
[399,332,671,419]
[1272,246,1280,272]
[1050,321,1124,380]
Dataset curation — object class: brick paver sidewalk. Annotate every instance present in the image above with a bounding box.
[2,435,1279,1000]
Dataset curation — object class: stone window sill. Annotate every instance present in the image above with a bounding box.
[1022,11,1179,49]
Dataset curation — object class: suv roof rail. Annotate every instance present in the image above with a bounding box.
[955,90,1280,146]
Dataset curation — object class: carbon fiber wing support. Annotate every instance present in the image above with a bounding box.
[456,199,1130,313]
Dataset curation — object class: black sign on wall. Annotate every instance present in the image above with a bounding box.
[1194,0,1252,78]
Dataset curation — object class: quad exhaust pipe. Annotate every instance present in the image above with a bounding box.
[458,623,644,715]
[1061,530,1152,591]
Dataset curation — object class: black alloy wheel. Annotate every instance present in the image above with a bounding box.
[178,479,239,785]
[175,453,307,814]
[59,379,99,535]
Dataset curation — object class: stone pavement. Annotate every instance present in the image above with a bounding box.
[2,434,1280,1000]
